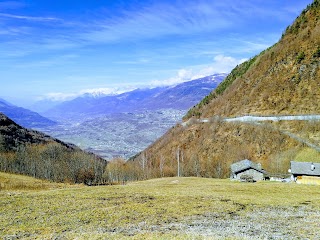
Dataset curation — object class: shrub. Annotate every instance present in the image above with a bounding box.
[313,47,320,58]
[77,168,95,185]
[296,52,305,63]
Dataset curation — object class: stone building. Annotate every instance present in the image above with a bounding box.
[230,159,266,182]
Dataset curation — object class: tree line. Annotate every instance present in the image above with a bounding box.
[0,138,107,185]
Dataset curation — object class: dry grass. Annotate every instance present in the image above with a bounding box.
[294,148,320,162]
[0,172,71,191]
[270,120,320,147]
[1,175,319,239]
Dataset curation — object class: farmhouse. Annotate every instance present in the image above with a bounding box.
[230,159,266,182]
[289,161,320,185]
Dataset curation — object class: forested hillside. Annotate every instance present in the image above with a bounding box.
[0,113,106,184]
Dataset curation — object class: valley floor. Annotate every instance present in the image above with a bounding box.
[1,173,320,239]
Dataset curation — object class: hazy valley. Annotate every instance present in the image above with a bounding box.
[34,74,225,159]
[41,109,185,159]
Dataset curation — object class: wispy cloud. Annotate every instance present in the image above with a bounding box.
[80,1,232,43]
[78,0,309,45]
[0,13,61,22]
[0,0,309,58]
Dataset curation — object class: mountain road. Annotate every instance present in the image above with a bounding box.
[182,115,320,152]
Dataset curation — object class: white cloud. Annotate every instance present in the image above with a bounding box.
[40,87,137,102]
[151,55,246,86]
[41,92,78,102]
[212,55,247,72]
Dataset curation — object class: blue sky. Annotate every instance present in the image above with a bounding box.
[0,0,313,106]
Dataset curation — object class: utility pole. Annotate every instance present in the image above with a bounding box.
[177,147,180,177]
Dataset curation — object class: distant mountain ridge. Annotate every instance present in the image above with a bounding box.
[0,99,57,129]
[44,74,226,120]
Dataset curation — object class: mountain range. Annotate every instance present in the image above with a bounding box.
[0,99,56,129]
[44,74,226,121]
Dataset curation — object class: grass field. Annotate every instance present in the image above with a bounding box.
[1,172,320,239]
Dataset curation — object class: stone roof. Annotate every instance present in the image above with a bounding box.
[231,159,266,174]
[290,161,320,176]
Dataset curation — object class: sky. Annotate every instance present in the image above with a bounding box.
[0,0,313,107]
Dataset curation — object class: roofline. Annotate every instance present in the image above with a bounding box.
[290,161,320,175]
[233,166,267,174]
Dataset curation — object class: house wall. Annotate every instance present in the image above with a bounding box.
[296,176,320,185]
[236,169,264,181]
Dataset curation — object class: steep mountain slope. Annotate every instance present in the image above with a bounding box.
[0,99,56,128]
[45,74,225,121]
[132,1,320,178]
[185,2,320,119]
[0,113,106,184]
